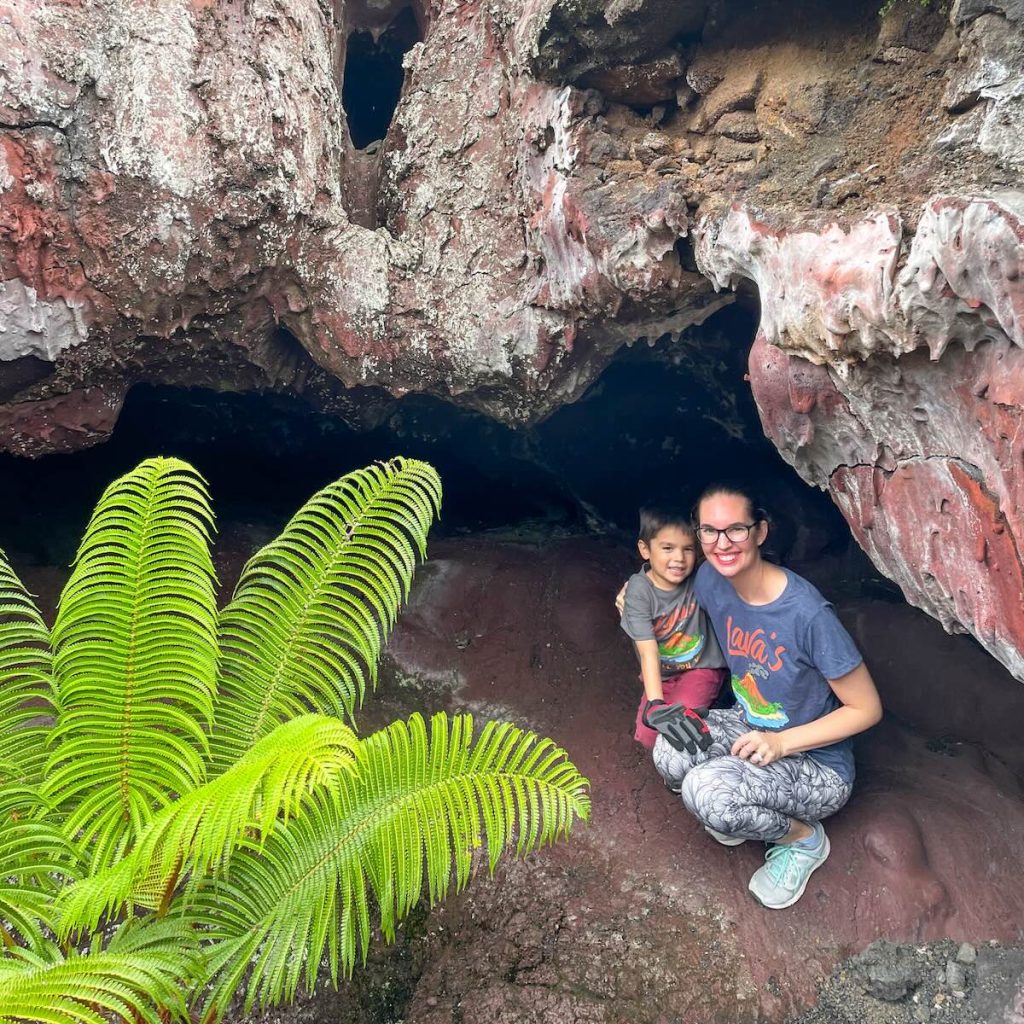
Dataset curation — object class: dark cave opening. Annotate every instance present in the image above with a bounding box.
[0,306,864,577]
[342,6,421,151]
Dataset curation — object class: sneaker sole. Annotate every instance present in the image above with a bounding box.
[706,827,746,847]
[748,834,831,909]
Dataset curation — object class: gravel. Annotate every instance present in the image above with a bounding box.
[789,939,1024,1024]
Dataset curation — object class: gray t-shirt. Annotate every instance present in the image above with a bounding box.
[620,570,726,676]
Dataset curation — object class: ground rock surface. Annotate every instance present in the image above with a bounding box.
[3,4,1024,667]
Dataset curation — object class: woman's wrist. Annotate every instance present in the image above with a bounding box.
[776,731,792,759]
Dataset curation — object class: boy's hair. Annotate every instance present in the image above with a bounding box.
[637,505,696,545]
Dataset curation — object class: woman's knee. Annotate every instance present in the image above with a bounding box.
[680,760,735,823]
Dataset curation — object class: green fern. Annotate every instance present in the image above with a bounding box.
[0,455,590,1024]
[0,924,194,1024]
[211,458,442,766]
[56,714,360,935]
[44,458,220,872]
[0,768,79,950]
[188,713,590,1016]
[0,551,55,780]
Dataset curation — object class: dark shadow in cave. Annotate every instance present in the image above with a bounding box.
[342,6,421,150]
[0,304,886,600]
[0,356,54,402]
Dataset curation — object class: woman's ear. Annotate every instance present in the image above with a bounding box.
[754,520,769,547]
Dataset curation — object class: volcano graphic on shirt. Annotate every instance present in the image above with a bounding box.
[733,671,789,727]
[654,603,705,668]
[659,630,704,666]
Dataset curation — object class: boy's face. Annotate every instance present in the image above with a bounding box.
[638,525,697,590]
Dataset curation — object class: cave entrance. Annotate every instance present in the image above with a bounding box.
[2,306,1023,1021]
[342,6,422,151]
[0,305,865,575]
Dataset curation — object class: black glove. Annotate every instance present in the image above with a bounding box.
[642,700,712,755]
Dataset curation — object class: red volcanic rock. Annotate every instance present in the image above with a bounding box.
[740,281,1024,679]
[1,0,727,433]
[581,52,686,106]
[701,193,1024,679]
[4,0,1024,676]
[0,386,124,456]
[833,462,1024,679]
[697,206,905,363]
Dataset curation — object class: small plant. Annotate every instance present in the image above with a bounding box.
[0,456,590,1022]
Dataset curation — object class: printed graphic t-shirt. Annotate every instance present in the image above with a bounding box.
[620,571,726,676]
[694,561,863,783]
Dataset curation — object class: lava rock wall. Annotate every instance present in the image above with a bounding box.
[3,0,1024,678]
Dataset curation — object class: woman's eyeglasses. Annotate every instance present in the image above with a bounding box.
[696,523,758,544]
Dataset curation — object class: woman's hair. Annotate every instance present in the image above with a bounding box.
[692,482,770,527]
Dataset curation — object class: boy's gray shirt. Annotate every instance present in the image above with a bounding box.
[620,570,726,675]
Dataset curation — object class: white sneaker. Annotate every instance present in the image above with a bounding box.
[705,825,746,846]
[748,823,830,908]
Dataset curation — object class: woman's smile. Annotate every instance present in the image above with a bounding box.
[698,493,764,580]
[709,548,742,570]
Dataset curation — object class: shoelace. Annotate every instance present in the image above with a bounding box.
[764,841,817,888]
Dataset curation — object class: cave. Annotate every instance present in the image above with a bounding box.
[3,304,1022,1021]
[342,6,422,151]
[0,306,855,575]
[5,0,1024,1019]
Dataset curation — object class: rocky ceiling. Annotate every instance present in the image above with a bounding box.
[1,0,1023,679]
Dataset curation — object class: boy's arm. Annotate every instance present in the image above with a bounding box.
[634,638,665,703]
[635,639,713,754]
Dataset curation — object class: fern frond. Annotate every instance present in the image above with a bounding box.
[210,458,441,766]
[186,712,588,1019]
[0,924,194,1024]
[0,550,55,781]
[45,458,220,872]
[0,772,80,950]
[56,715,359,937]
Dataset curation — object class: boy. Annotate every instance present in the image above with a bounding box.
[620,506,727,751]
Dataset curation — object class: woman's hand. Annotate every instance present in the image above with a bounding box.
[731,729,786,767]
[614,582,627,615]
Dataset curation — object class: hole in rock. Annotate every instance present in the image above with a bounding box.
[342,6,422,150]
[0,355,55,402]
[675,237,700,274]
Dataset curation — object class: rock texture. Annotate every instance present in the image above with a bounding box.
[703,198,1024,681]
[3,0,1024,676]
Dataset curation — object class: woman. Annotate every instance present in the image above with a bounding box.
[637,483,882,910]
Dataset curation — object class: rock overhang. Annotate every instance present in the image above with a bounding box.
[2,0,1024,678]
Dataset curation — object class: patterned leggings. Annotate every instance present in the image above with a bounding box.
[652,706,852,842]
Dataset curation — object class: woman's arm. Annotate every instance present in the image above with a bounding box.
[731,662,882,765]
